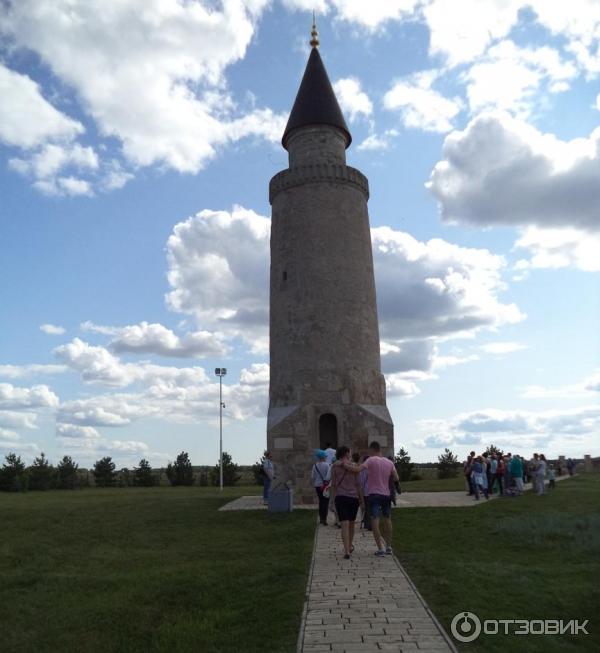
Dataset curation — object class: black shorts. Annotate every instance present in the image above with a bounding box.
[334,495,359,522]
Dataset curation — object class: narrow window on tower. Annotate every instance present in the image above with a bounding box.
[282,270,288,281]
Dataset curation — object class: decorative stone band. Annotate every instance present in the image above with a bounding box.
[269,164,369,204]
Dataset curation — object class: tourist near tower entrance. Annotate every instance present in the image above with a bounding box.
[267,20,394,504]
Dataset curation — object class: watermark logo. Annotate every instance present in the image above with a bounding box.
[450,613,589,642]
[451,612,481,643]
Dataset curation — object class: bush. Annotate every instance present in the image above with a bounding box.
[93,456,117,487]
[0,453,28,492]
[166,451,195,486]
[56,456,79,489]
[394,447,414,482]
[210,451,241,487]
[437,448,460,479]
[28,453,54,491]
[133,459,155,487]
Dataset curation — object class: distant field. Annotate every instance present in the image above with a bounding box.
[395,474,600,652]
[0,485,314,653]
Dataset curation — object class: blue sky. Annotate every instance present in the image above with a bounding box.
[0,0,599,468]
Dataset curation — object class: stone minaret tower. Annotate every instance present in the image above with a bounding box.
[267,22,393,503]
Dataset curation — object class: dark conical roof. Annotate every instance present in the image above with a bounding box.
[282,47,352,149]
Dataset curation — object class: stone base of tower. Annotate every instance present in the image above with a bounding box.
[267,403,394,505]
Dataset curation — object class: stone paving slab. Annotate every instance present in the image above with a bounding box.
[296,520,457,653]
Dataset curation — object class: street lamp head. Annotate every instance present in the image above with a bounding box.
[215,367,227,376]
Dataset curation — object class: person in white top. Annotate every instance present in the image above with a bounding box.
[536,453,547,495]
[324,443,336,465]
[311,451,331,525]
[262,451,275,505]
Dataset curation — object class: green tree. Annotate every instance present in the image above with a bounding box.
[133,459,155,487]
[437,448,460,479]
[56,456,79,489]
[28,453,54,491]
[483,444,504,458]
[0,453,28,492]
[118,467,133,487]
[394,447,414,482]
[166,451,195,486]
[93,456,117,487]
[210,451,241,487]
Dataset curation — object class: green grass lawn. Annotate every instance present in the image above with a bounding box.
[394,474,600,652]
[400,476,466,492]
[0,485,314,653]
[3,477,598,652]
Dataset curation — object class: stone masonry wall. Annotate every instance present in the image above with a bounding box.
[267,125,394,503]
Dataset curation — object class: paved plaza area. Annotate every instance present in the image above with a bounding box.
[219,475,572,512]
[219,490,481,511]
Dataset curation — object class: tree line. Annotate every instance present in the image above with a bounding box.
[1,444,477,492]
[0,450,242,492]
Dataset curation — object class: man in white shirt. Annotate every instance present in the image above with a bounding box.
[262,451,274,505]
[311,452,331,525]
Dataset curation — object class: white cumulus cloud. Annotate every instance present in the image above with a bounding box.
[333,78,372,122]
[414,405,600,453]
[372,226,524,340]
[166,206,271,353]
[428,112,600,233]
[463,40,577,117]
[81,321,229,358]
[40,324,66,335]
[0,383,59,409]
[0,63,83,149]
[0,0,283,183]
[384,70,462,133]
[514,226,600,274]
[282,0,420,30]
[54,338,212,388]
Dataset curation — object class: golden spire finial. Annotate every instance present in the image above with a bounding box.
[310,12,319,48]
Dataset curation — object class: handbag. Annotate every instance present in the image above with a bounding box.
[314,464,330,497]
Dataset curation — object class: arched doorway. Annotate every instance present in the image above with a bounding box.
[319,413,338,451]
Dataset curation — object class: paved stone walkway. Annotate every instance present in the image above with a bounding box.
[298,522,456,653]
[219,491,479,511]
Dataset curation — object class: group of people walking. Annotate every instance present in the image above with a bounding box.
[311,440,399,560]
[463,451,573,499]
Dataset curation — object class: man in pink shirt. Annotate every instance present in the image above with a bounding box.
[359,441,398,556]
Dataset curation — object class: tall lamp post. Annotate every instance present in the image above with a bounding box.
[215,368,227,491]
